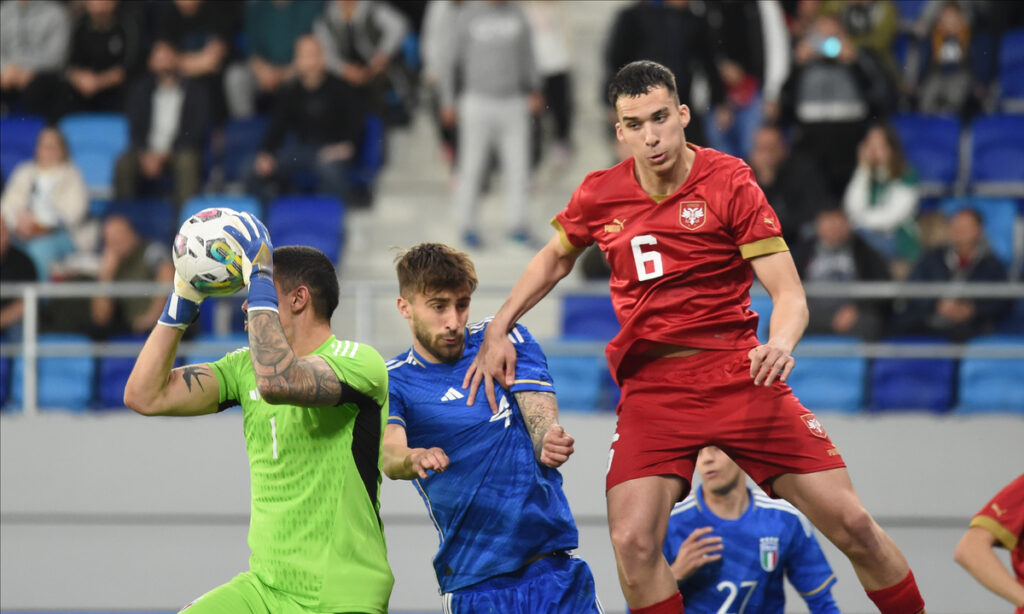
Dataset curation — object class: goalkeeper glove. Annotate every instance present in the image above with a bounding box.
[224,212,277,313]
[157,272,205,330]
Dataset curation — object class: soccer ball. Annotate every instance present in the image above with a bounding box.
[172,208,247,297]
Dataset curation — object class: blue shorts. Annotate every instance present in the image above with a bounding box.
[443,553,603,614]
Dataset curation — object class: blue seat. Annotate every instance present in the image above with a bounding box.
[96,334,147,409]
[0,356,10,410]
[957,335,1024,413]
[197,296,247,336]
[0,115,45,181]
[58,113,130,198]
[939,197,1020,266]
[969,115,1024,196]
[546,354,603,412]
[350,114,386,193]
[895,0,928,25]
[999,29,1024,111]
[11,334,95,411]
[185,332,250,365]
[890,114,961,195]
[996,299,1024,335]
[869,337,956,412]
[106,198,177,243]
[180,194,262,227]
[787,336,866,413]
[748,293,773,343]
[266,195,345,264]
[221,116,268,183]
[561,294,618,341]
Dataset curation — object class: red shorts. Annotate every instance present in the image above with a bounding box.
[606,347,846,497]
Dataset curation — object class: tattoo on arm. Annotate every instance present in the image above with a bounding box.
[514,390,558,461]
[182,365,212,393]
[247,310,343,406]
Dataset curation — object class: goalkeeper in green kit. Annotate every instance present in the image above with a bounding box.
[124,212,394,613]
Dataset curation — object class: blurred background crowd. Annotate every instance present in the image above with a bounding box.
[0,0,1022,412]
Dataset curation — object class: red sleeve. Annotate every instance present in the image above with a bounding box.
[551,182,595,252]
[726,165,789,259]
[970,474,1024,551]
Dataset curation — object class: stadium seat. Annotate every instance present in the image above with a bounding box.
[957,335,1024,413]
[787,336,867,413]
[748,292,772,343]
[11,334,95,411]
[185,332,250,366]
[939,197,1021,266]
[996,299,1024,335]
[197,296,247,336]
[546,354,603,412]
[894,0,928,27]
[266,195,345,264]
[220,116,269,184]
[105,198,177,243]
[969,114,1024,196]
[0,115,45,182]
[96,334,146,409]
[869,337,957,412]
[0,356,10,410]
[350,114,386,195]
[180,194,262,227]
[999,29,1024,112]
[890,114,962,195]
[560,294,618,341]
[58,113,130,199]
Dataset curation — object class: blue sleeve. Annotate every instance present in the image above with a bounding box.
[506,324,556,395]
[387,376,408,428]
[784,515,839,614]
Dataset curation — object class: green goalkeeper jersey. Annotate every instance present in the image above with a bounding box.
[210,336,394,613]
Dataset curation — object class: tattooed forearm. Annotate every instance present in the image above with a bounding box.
[514,390,558,461]
[181,365,212,392]
[247,310,343,406]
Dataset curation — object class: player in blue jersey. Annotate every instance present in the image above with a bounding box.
[663,446,839,614]
[383,242,602,613]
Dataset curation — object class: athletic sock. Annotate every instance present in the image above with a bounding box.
[630,591,684,614]
[865,570,925,614]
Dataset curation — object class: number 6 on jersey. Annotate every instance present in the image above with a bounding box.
[631,235,664,281]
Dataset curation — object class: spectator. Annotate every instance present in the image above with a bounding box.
[246,35,362,204]
[0,127,92,281]
[917,1,976,115]
[0,0,71,120]
[440,0,541,249]
[89,213,174,338]
[824,0,900,89]
[704,0,790,158]
[223,0,322,119]
[315,0,409,123]
[748,125,831,246]
[793,208,891,339]
[156,0,237,122]
[420,0,465,168]
[843,124,919,264]
[0,216,38,337]
[892,208,1012,341]
[63,0,144,115]
[114,40,209,212]
[779,14,891,197]
[525,0,574,167]
[604,0,720,147]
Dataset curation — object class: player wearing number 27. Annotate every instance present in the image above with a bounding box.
[465,60,925,614]
[124,213,393,613]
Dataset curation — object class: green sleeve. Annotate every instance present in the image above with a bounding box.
[208,347,251,407]
[318,341,389,408]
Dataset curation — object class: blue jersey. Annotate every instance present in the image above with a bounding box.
[664,487,839,614]
[387,320,579,593]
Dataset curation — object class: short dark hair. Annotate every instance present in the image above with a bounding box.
[607,60,679,107]
[395,243,478,299]
[273,245,339,321]
[953,206,984,226]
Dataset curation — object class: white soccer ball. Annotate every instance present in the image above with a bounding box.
[172,207,247,297]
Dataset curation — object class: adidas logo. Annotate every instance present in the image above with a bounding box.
[440,387,464,402]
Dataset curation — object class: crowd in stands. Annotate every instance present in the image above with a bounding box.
[0,0,1022,410]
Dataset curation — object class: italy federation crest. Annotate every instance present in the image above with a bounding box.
[760,536,780,572]
[679,201,707,230]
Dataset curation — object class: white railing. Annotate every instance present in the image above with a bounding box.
[1,280,1022,415]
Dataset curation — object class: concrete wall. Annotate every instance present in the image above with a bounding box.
[2,411,1022,613]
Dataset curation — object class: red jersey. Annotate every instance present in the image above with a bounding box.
[969,473,1024,584]
[553,144,788,381]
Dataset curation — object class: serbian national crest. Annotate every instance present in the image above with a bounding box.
[801,413,828,439]
[759,536,780,571]
[679,201,707,230]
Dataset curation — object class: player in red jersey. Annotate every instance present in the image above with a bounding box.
[464,60,925,614]
[954,473,1024,612]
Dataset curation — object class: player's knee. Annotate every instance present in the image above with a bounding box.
[833,505,882,557]
[609,522,661,565]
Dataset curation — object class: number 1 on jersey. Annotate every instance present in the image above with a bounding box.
[269,416,279,459]
[631,235,664,281]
